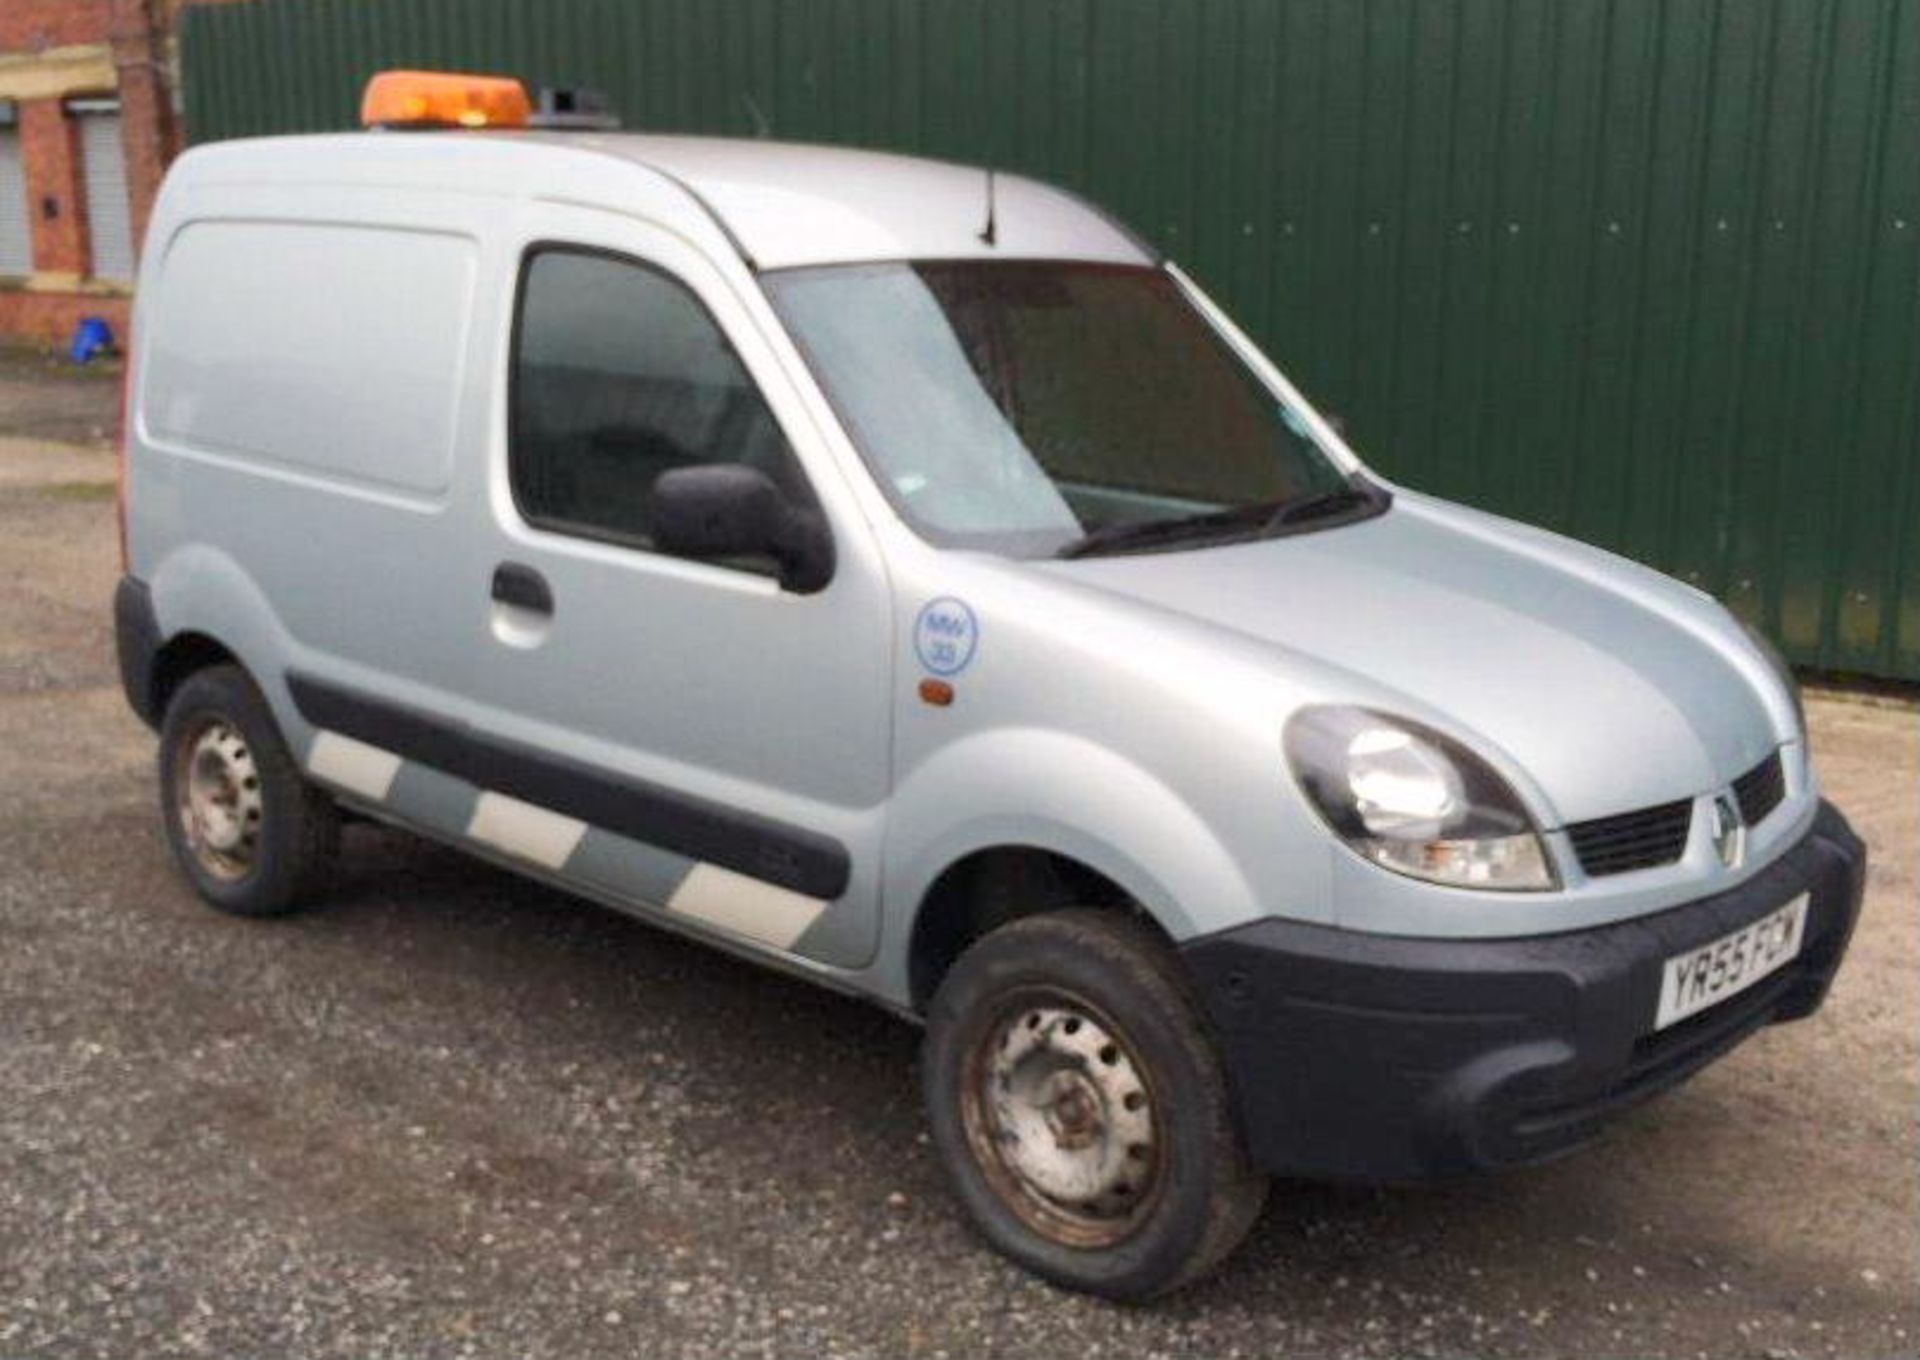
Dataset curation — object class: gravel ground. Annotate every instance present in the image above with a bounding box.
[0,345,122,449]
[0,435,1915,1359]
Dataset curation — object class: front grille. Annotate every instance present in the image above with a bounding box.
[1566,799,1693,877]
[1732,750,1786,827]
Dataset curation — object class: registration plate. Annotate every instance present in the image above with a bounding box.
[1654,893,1808,1031]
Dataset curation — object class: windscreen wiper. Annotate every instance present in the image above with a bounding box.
[1054,500,1286,560]
[1056,478,1391,560]
[1261,478,1388,530]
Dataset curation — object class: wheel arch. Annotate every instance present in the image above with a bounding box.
[138,544,311,746]
[906,844,1177,1013]
[148,630,241,722]
[885,728,1269,1013]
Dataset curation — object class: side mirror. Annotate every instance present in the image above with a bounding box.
[649,464,834,593]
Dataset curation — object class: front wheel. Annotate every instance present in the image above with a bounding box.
[922,909,1268,1298]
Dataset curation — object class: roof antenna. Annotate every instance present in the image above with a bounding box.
[742,91,771,139]
[979,167,998,246]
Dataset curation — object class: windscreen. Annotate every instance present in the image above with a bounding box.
[762,261,1350,557]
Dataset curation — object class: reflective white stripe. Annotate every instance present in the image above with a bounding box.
[467,791,587,870]
[308,730,401,801]
[666,862,826,949]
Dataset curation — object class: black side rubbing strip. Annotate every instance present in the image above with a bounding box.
[286,673,849,900]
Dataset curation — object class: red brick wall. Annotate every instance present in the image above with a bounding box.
[0,290,130,345]
[1,0,243,342]
[17,99,94,277]
[2,0,240,47]
[0,1,115,49]
[112,0,176,257]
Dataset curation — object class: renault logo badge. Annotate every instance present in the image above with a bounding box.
[1709,793,1745,868]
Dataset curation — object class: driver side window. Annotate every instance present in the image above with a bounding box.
[510,247,811,567]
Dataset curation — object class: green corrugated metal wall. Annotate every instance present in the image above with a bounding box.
[181,0,1920,680]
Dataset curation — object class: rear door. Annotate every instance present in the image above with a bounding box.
[138,192,489,750]
[452,205,893,970]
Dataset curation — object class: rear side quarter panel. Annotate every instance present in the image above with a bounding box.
[142,542,317,752]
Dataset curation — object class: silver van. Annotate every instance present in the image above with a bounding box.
[113,72,1866,1297]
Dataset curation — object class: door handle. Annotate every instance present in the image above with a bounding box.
[491,561,553,616]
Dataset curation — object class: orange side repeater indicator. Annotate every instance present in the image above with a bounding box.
[361,70,533,130]
[919,679,956,708]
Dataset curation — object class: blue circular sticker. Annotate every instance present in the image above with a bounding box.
[914,597,979,676]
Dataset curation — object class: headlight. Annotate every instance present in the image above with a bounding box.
[1738,618,1803,737]
[1284,706,1557,891]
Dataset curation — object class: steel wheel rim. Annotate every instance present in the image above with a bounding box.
[960,988,1165,1249]
[174,718,264,881]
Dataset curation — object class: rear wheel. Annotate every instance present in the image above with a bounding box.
[158,664,339,916]
[923,909,1267,1298]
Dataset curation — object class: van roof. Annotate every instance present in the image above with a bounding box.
[170,130,1157,273]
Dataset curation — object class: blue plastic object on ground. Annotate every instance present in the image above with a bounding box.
[70,316,116,364]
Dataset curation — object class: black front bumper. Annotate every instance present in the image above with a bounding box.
[1180,800,1867,1182]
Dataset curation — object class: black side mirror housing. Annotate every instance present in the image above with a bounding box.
[649,464,834,594]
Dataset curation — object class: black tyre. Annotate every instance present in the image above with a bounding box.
[157,663,339,917]
[923,908,1268,1298]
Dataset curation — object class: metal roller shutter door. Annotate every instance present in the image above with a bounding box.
[0,128,31,277]
[76,108,135,282]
